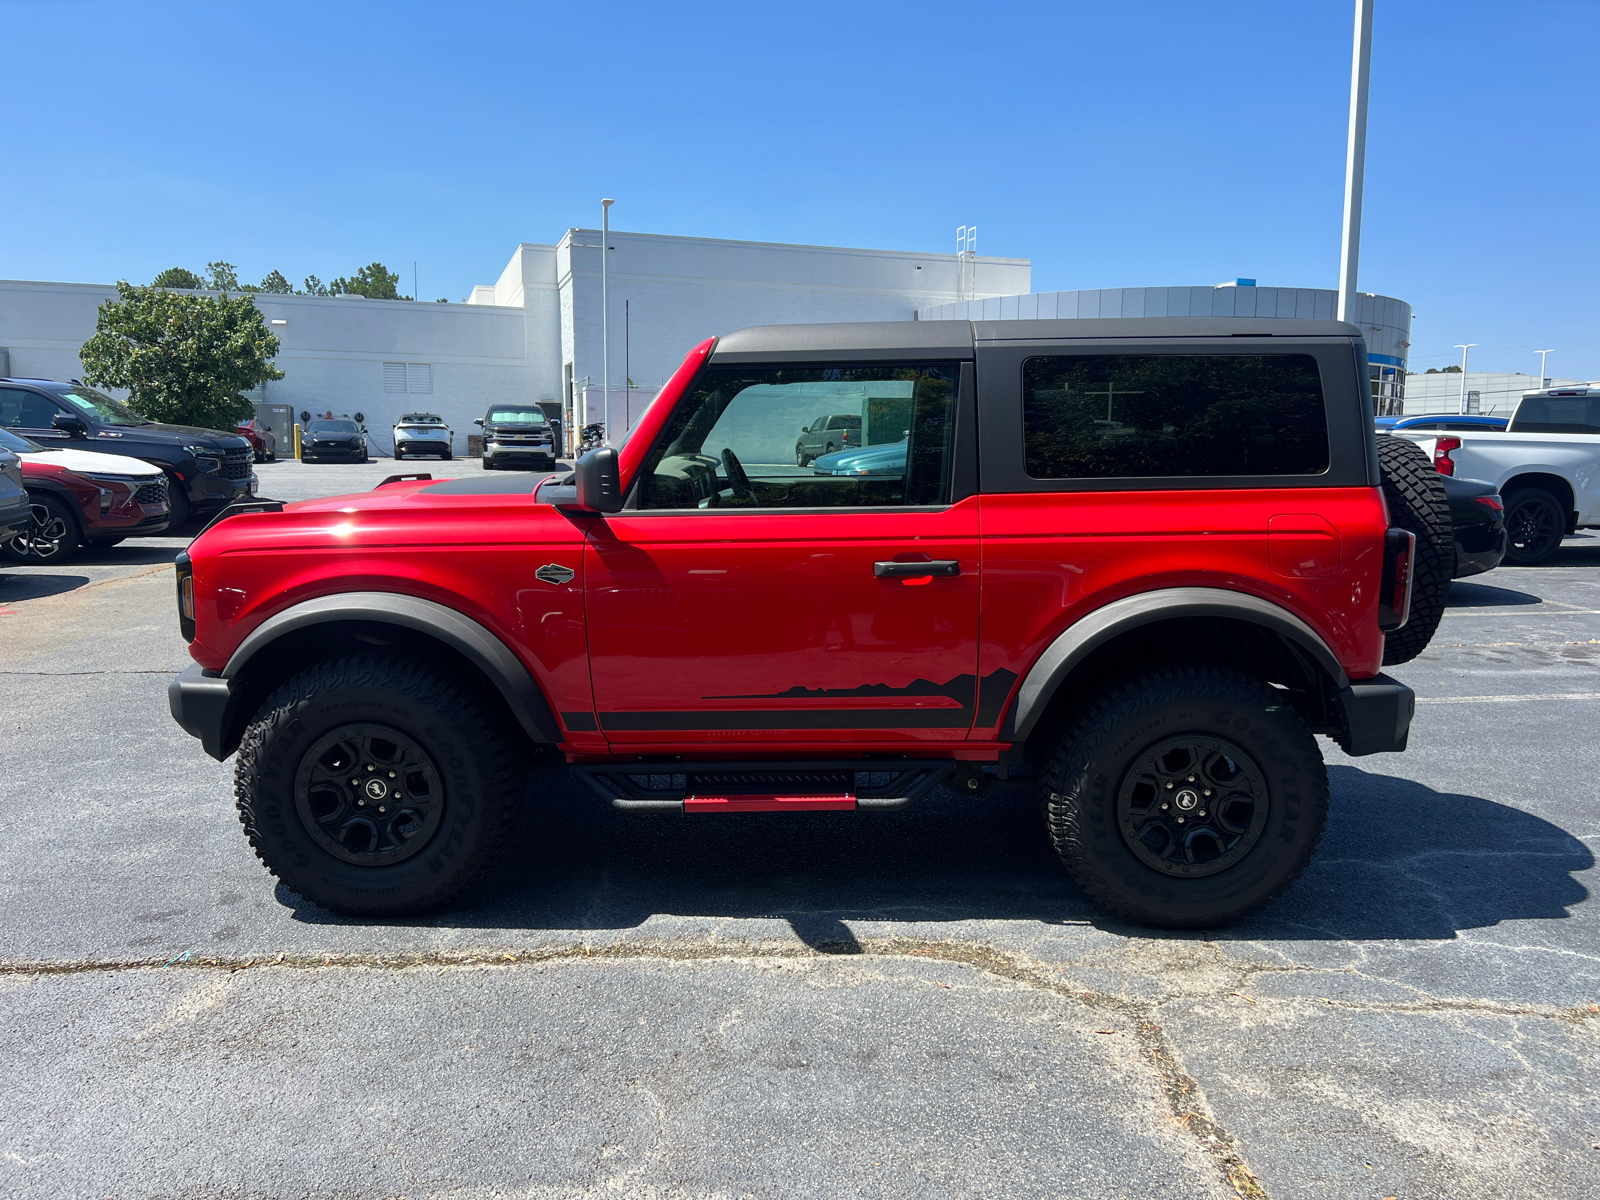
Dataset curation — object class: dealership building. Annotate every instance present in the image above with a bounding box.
[0,229,1417,454]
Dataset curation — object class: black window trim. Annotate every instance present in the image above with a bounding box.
[621,357,977,515]
[976,336,1373,494]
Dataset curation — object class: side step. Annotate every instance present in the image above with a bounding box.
[571,760,959,813]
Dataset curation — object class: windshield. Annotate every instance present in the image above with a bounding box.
[488,408,546,425]
[0,427,46,452]
[309,420,358,433]
[399,414,443,424]
[53,385,149,427]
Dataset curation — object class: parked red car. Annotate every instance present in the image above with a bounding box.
[236,418,277,464]
[0,428,171,562]
[170,318,1435,929]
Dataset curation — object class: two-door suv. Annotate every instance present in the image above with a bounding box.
[170,318,1422,928]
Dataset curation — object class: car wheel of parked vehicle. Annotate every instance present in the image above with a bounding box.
[393,448,405,461]
[1040,665,1329,929]
[442,449,453,461]
[2,494,81,564]
[1502,488,1566,566]
[234,652,527,916]
[167,486,190,529]
[825,442,836,455]
[796,445,810,467]
[1376,435,1452,666]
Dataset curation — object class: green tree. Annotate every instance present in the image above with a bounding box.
[328,261,409,300]
[151,266,204,289]
[206,261,240,291]
[254,270,295,294]
[1425,365,1463,374]
[302,274,329,296]
[78,282,284,430]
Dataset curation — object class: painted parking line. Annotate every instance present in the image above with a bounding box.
[1417,692,1600,705]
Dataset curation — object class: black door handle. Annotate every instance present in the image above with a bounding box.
[874,560,961,578]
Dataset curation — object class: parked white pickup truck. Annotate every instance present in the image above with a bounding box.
[1398,387,1600,564]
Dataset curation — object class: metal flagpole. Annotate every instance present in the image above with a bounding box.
[601,199,614,445]
[1337,0,1374,324]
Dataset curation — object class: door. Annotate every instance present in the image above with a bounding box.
[0,388,73,445]
[585,359,978,750]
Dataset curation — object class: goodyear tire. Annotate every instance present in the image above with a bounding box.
[1041,666,1329,929]
[234,652,526,916]
[1377,435,1452,666]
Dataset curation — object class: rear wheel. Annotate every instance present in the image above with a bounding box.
[1041,666,1329,929]
[234,652,527,916]
[1503,488,1566,565]
[1377,436,1452,665]
[2,494,81,564]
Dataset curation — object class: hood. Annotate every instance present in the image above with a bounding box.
[90,423,249,450]
[20,447,164,476]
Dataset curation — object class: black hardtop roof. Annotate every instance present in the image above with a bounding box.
[710,317,1364,363]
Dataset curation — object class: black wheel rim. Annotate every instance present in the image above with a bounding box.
[293,723,446,866]
[11,501,69,560]
[1508,498,1560,558]
[1116,736,1269,878]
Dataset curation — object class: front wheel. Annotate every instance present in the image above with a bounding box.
[234,653,527,916]
[796,445,810,467]
[1503,488,1566,565]
[2,494,81,564]
[1041,666,1329,929]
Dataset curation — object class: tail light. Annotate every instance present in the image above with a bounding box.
[175,551,196,642]
[1433,436,1461,476]
[1475,495,1504,515]
[1378,528,1416,632]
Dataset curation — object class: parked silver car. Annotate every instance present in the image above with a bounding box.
[393,413,453,460]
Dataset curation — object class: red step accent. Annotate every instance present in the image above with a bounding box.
[684,793,855,813]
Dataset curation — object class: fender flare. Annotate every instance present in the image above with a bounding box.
[1003,586,1350,742]
[224,591,562,745]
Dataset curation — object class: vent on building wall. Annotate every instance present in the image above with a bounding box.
[383,362,433,394]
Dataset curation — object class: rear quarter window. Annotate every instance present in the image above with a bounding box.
[1023,353,1330,480]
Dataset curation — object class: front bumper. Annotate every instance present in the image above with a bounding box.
[303,443,366,461]
[169,663,237,761]
[1332,673,1416,755]
[485,443,556,463]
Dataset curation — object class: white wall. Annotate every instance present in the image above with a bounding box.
[1401,371,1591,416]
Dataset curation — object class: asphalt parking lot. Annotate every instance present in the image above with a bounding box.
[2,456,1597,1199]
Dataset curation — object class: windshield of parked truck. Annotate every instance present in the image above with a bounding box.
[1512,395,1600,434]
[51,384,150,427]
[487,407,547,424]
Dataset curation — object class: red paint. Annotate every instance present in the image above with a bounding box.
[1268,513,1341,578]
[17,455,172,538]
[684,794,855,812]
[616,339,715,484]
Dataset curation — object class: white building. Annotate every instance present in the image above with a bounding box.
[0,230,1029,454]
[1400,371,1596,417]
[922,283,1415,415]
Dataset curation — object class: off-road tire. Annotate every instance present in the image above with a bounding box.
[1377,435,1452,665]
[1041,666,1329,929]
[1502,488,1566,566]
[234,652,526,916]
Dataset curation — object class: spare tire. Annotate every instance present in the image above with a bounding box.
[1377,435,1453,665]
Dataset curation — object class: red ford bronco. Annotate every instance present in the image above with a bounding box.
[170,318,1432,928]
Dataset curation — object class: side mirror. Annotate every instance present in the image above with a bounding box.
[52,412,88,438]
[574,446,623,512]
[473,417,484,426]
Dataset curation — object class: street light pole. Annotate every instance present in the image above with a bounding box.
[1537,348,1554,388]
[1337,0,1375,324]
[1454,343,1477,414]
[601,198,614,445]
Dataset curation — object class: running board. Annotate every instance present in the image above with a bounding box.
[572,760,959,813]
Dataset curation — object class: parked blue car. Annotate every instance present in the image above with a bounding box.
[812,438,908,477]
[1377,414,1509,433]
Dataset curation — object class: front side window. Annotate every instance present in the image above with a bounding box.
[0,388,67,430]
[1023,354,1329,480]
[638,363,958,510]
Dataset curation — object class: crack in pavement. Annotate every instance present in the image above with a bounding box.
[8,935,1598,1199]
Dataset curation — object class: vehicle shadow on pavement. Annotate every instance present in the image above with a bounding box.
[69,545,184,567]
[1446,581,1542,607]
[279,762,1592,948]
[0,573,89,601]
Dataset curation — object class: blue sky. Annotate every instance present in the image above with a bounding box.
[4,0,1596,378]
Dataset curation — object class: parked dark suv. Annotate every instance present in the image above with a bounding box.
[171,318,1431,930]
[0,379,255,526]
